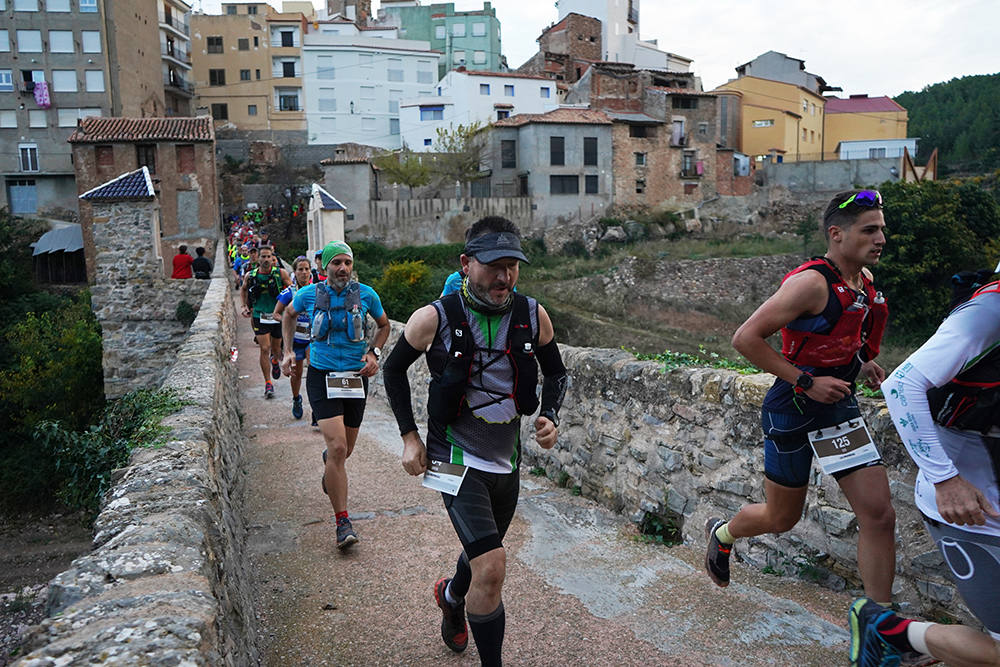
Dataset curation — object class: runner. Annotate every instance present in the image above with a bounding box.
[312,249,326,284]
[273,256,314,421]
[850,277,1000,667]
[241,245,291,399]
[705,190,896,604]
[382,216,569,666]
[280,241,390,550]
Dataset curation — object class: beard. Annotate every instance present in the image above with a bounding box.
[328,275,350,291]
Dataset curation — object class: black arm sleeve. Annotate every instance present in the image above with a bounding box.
[536,338,568,420]
[382,333,425,436]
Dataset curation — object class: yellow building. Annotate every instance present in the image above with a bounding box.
[822,95,908,159]
[190,2,307,139]
[712,76,826,163]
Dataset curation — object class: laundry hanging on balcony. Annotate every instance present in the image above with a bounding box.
[33,80,51,109]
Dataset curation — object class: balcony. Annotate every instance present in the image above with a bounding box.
[19,81,37,95]
[680,168,701,179]
[164,75,194,96]
[159,14,190,37]
[670,134,688,148]
[162,43,192,66]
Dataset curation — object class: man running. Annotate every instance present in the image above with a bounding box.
[273,256,314,421]
[705,190,896,605]
[280,241,390,550]
[382,216,569,666]
[241,245,290,398]
[850,276,1000,667]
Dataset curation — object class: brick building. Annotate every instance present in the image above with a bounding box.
[516,12,601,88]
[69,116,219,281]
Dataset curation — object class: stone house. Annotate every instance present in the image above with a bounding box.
[305,183,347,255]
[516,12,601,86]
[69,116,219,281]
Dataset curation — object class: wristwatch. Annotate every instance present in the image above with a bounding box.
[369,346,382,360]
[794,372,814,394]
[540,409,559,427]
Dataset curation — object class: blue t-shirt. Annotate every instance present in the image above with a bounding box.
[292,282,384,372]
[441,271,464,297]
[278,286,312,345]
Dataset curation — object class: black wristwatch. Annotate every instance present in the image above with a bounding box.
[369,346,382,360]
[540,409,559,427]
[794,372,814,394]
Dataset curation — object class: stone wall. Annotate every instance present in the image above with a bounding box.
[17,267,259,665]
[762,158,901,192]
[370,331,972,624]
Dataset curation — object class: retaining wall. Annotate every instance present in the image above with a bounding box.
[17,262,259,665]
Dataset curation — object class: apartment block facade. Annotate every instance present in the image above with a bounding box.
[160,0,194,116]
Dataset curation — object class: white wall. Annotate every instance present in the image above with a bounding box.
[837,139,917,160]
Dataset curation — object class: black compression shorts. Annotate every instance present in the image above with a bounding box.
[443,466,519,560]
[305,367,368,427]
[251,316,282,339]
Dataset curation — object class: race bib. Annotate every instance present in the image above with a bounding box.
[807,417,880,475]
[294,322,310,341]
[259,316,279,325]
[421,460,469,496]
[325,372,365,399]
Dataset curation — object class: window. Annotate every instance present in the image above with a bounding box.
[682,150,696,174]
[803,99,808,112]
[253,36,259,47]
[752,119,774,128]
[176,144,195,173]
[136,144,156,174]
[95,145,114,166]
[452,23,465,37]
[811,103,816,116]
[226,4,236,14]
[387,58,403,82]
[388,89,401,113]
[318,93,336,111]
[479,83,490,95]
[540,86,550,98]
[247,104,257,116]
[417,69,433,84]
[80,107,100,118]
[472,22,486,36]
[247,4,257,13]
[802,128,807,141]
[0,30,7,52]
[810,130,815,143]
[473,50,486,65]
[550,136,564,165]
[281,61,296,77]
[280,31,294,47]
[14,0,38,10]
[698,122,708,136]
[239,69,250,81]
[453,50,465,64]
[16,30,42,52]
[211,103,228,120]
[496,109,509,120]
[317,56,334,79]
[82,31,101,53]
[28,110,46,127]
[0,70,11,92]
[209,69,225,86]
[583,137,597,166]
[47,0,69,9]
[359,53,372,68]
[19,144,38,172]
[419,106,443,121]
[550,175,578,194]
[0,110,16,128]
[360,85,375,111]
[634,152,646,166]
[869,147,887,158]
[238,38,249,51]
[504,84,514,96]
[435,25,445,39]
[207,36,223,53]
[49,30,73,53]
[277,89,299,111]
[57,108,79,127]
[585,174,598,194]
[424,138,432,146]
[362,116,376,132]
[629,125,648,138]
[51,70,77,92]
[501,140,516,168]
[389,118,399,135]
[255,69,260,80]
[672,97,697,109]
[635,179,645,194]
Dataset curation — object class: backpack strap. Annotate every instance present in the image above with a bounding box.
[440,292,473,358]
[508,293,537,348]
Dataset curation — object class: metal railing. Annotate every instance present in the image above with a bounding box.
[159,14,190,36]
[161,43,191,64]
[163,75,194,94]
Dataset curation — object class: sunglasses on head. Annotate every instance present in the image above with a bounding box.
[838,190,883,209]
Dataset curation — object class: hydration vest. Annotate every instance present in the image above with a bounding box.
[310,281,365,343]
[246,266,282,308]
[927,281,1000,434]
[780,258,888,367]
[427,292,539,425]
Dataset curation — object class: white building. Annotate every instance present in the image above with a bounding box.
[836,138,918,161]
[302,26,440,148]
[400,69,559,151]
[306,183,346,255]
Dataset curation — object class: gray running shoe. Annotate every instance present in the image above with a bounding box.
[704,517,731,587]
[336,519,358,550]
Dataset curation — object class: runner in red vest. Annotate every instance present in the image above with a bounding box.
[705,190,896,606]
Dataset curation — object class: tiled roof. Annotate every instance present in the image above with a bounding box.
[455,69,553,81]
[494,107,611,127]
[79,167,156,202]
[605,111,662,124]
[825,95,906,114]
[313,183,346,210]
[648,86,716,97]
[68,116,214,143]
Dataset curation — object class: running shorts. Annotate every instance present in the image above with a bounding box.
[305,367,367,427]
[251,316,282,339]
[442,466,519,560]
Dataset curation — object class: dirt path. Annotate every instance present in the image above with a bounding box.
[235,309,857,666]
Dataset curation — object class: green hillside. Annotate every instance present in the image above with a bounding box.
[895,72,1000,172]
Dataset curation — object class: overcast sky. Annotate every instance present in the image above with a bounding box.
[199,0,999,97]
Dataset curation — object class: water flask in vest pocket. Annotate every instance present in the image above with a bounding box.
[312,310,330,341]
[349,305,365,342]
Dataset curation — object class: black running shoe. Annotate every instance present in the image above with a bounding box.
[336,519,358,550]
[433,578,468,653]
[849,597,902,667]
[704,517,732,587]
[270,355,280,380]
[292,395,303,420]
[264,381,274,399]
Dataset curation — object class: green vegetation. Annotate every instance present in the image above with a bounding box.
[371,260,435,322]
[628,345,760,374]
[352,241,463,321]
[895,73,1000,172]
[636,512,682,546]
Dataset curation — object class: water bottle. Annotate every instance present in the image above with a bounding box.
[229,346,239,363]
[845,293,867,312]
[349,305,364,342]
[873,291,885,305]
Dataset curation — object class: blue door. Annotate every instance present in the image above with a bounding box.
[9,179,37,214]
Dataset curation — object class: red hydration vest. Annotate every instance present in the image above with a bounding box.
[780,258,889,367]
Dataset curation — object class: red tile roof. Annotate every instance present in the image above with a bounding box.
[494,107,611,127]
[824,95,905,114]
[68,116,214,143]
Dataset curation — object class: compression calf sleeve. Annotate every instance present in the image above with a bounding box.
[536,339,568,420]
[448,551,472,602]
[382,333,424,436]
[468,602,505,667]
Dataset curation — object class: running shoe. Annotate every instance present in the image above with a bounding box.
[264,381,274,399]
[849,597,902,667]
[270,355,281,379]
[433,577,468,653]
[336,519,358,550]
[704,517,731,587]
[292,395,303,420]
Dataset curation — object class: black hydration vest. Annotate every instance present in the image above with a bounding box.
[427,292,539,425]
[246,267,282,307]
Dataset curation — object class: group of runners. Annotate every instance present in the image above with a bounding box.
[234,195,997,667]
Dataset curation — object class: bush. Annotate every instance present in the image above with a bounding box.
[372,260,436,322]
[176,299,197,327]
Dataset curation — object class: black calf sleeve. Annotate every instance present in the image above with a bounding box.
[468,601,505,667]
[382,333,424,435]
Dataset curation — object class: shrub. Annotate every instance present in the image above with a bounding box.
[372,260,435,322]
[176,300,197,327]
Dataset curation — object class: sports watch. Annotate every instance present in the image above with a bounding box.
[794,372,814,394]
[369,346,382,360]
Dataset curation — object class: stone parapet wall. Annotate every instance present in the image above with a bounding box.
[17,271,259,665]
[370,329,970,623]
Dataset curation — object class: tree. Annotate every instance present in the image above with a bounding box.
[372,147,431,196]
[431,122,490,191]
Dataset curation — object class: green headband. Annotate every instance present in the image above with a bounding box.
[321,241,353,270]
